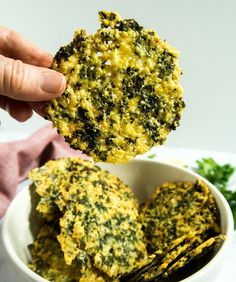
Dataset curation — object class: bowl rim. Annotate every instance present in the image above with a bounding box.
[1,159,234,282]
[2,185,47,282]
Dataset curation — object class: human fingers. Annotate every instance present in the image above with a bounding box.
[0,95,33,122]
[28,101,45,117]
[0,54,66,101]
[0,26,53,67]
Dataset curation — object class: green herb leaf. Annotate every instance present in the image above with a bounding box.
[147,153,156,159]
[193,158,236,228]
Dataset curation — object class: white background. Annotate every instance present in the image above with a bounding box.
[0,0,236,153]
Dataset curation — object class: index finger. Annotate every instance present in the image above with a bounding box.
[0,26,53,68]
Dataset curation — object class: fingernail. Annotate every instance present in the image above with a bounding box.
[40,71,66,94]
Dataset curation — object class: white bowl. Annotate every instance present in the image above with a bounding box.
[2,159,234,282]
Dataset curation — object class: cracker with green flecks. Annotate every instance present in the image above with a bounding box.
[119,233,225,282]
[160,235,225,281]
[29,157,147,279]
[28,223,108,282]
[119,233,199,281]
[45,11,184,163]
[140,180,221,252]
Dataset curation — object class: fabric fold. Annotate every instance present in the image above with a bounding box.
[0,124,86,217]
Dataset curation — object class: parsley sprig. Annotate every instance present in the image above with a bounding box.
[194,158,236,229]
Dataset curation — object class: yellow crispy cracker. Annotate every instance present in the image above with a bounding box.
[161,235,225,280]
[29,157,147,278]
[45,11,184,163]
[140,180,221,252]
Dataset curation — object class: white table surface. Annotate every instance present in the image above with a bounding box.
[0,132,236,282]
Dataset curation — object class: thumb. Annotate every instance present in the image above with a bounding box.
[0,54,66,101]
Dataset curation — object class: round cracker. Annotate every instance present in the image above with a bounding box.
[45,11,184,163]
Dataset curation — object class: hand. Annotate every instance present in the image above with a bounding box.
[0,26,66,122]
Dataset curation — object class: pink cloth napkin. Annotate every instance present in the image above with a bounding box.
[0,124,87,217]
